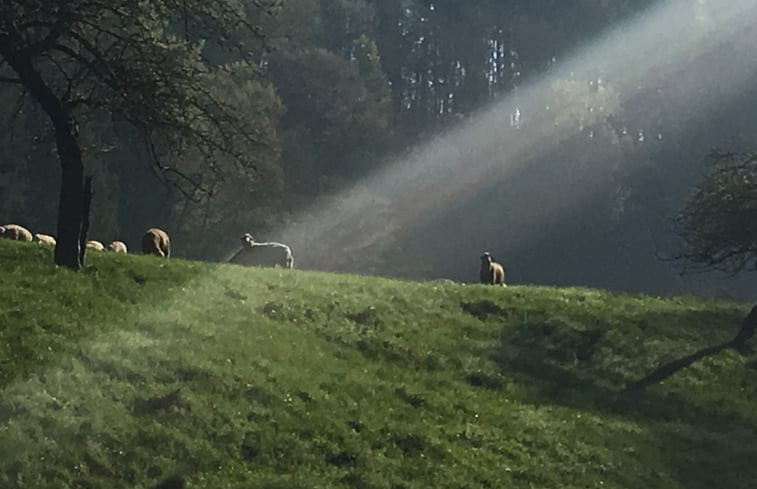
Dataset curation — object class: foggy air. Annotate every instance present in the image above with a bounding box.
[4,2,757,489]
[2,0,756,296]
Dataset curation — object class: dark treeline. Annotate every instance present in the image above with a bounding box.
[1,0,753,298]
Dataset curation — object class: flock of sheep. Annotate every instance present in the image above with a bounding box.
[1,223,504,284]
[0,223,295,268]
[0,224,171,257]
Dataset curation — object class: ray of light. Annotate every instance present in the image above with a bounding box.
[265,0,757,275]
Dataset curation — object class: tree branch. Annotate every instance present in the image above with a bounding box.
[19,5,77,58]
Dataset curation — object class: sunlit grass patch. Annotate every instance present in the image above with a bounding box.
[0,239,756,489]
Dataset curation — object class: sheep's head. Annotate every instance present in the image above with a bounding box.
[480,252,493,265]
[241,233,256,247]
[0,226,6,237]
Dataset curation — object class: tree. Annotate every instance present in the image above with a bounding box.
[0,0,279,269]
[263,0,392,194]
[672,151,757,274]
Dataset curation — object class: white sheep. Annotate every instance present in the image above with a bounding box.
[86,240,106,251]
[479,252,506,286]
[34,233,56,246]
[108,240,128,253]
[229,233,294,268]
[0,224,33,241]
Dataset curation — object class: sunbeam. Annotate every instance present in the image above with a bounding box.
[266,0,757,281]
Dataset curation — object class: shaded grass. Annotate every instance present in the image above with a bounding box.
[0,239,756,488]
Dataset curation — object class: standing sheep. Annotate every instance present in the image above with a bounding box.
[142,228,170,257]
[229,233,294,268]
[479,252,506,286]
[108,240,128,253]
[0,224,33,241]
[34,233,57,246]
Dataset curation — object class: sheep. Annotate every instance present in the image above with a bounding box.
[34,233,56,246]
[479,252,506,286]
[108,240,128,253]
[86,240,105,251]
[141,227,170,257]
[0,224,33,241]
[229,233,294,269]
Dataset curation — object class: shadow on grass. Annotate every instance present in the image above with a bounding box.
[487,307,757,489]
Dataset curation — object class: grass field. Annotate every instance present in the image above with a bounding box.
[0,239,756,489]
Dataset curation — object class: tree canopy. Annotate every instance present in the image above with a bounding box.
[673,151,757,274]
[0,0,279,268]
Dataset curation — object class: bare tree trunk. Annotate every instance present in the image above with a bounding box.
[731,304,757,351]
[55,127,85,269]
[1,50,86,269]
[78,176,94,265]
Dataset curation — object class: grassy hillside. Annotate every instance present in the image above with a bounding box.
[1,239,756,489]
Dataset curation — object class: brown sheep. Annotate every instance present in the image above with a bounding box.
[479,252,506,286]
[34,233,57,246]
[108,240,128,253]
[229,233,294,269]
[0,224,33,241]
[86,240,105,251]
[141,228,170,257]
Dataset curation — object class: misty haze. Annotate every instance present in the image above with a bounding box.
[3,2,757,489]
[2,0,756,299]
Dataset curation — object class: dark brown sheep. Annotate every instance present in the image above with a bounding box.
[0,224,33,241]
[141,228,170,257]
[479,252,506,286]
[229,233,294,269]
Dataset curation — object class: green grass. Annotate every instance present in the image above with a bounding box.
[1,239,756,489]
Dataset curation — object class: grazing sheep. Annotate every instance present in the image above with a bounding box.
[229,233,294,269]
[34,233,57,246]
[141,227,170,257]
[0,224,33,241]
[108,240,128,253]
[86,240,105,251]
[479,252,506,286]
